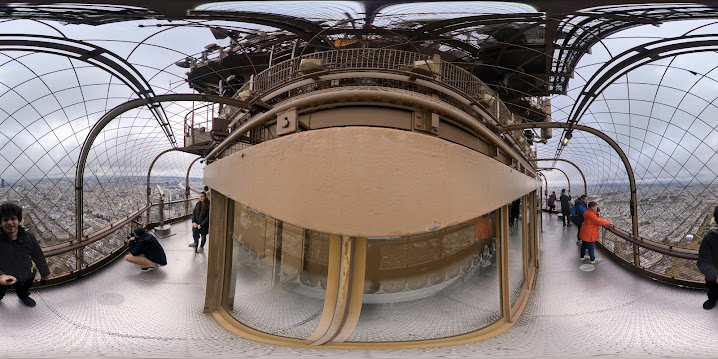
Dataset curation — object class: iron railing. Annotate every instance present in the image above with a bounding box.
[235,48,504,119]
[37,198,197,286]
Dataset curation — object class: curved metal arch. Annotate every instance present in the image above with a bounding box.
[502,122,639,266]
[185,156,203,215]
[568,34,718,125]
[0,34,176,146]
[559,34,718,160]
[537,167,571,195]
[74,94,252,242]
[146,148,184,207]
[531,158,587,197]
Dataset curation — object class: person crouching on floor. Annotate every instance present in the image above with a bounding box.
[125,227,167,272]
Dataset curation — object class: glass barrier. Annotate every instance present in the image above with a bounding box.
[348,210,501,342]
[222,201,329,339]
[508,197,524,306]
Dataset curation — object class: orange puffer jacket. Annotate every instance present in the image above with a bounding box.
[579,209,612,242]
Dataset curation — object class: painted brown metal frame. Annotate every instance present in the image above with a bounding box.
[537,167,571,195]
[532,158,587,196]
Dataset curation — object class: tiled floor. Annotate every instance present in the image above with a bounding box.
[2,214,716,358]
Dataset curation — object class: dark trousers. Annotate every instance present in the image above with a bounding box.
[707,279,718,302]
[562,209,570,225]
[580,241,596,261]
[576,222,583,239]
[0,275,33,299]
[192,228,207,248]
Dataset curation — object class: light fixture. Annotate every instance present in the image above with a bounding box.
[561,129,572,146]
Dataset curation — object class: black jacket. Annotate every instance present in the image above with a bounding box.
[0,227,50,282]
[559,194,571,211]
[192,201,210,235]
[128,232,167,266]
[697,230,718,283]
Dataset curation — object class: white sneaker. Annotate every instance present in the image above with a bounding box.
[580,257,589,261]
[197,247,204,253]
[590,258,603,264]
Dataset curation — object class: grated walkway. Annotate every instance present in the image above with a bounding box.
[2,215,716,358]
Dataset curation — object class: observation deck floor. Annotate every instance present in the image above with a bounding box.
[2,215,716,358]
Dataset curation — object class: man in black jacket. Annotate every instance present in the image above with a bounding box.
[697,207,718,309]
[189,191,210,253]
[559,189,572,227]
[0,202,50,307]
[125,227,167,272]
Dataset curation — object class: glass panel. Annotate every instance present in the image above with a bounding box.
[222,201,328,339]
[508,197,524,306]
[348,210,501,342]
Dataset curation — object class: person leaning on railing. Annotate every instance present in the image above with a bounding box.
[578,201,612,265]
[696,206,718,310]
[0,202,50,307]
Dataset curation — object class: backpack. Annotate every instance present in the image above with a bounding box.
[570,203,584,225]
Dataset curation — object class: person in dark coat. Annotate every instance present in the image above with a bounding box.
[0,202,50,307]
[559,189,572,226]
[697,207,718,309]
[189,191,210,253]
[125,227,167,272]
[573,195,588,245]
[547,191,557,213]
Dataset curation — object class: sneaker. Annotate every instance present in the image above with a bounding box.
[580,257,589,261]
[704,300,717,310]
[188,243,197,247]
[563,223,566,227]
[197,246,204,253]
[19,296,36,307]
[590,258,603,264]
[141,267,156,272]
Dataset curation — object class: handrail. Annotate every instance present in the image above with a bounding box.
[43,197,198,257]
[43,204,150,257]
[603,225,698,261]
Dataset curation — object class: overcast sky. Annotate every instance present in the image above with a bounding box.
[1,2,717,205]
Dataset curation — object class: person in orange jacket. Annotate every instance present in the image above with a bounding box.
[579,201,612,264]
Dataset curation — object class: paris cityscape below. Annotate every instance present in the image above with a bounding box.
[0,175,715,281]
[544,182,718,281]
[0,176,203,276]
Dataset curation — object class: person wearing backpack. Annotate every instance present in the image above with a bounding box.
[559,189,572,226]
[697,207,718,310]
[572,195,588,245]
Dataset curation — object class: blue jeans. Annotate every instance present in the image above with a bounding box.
[580,241,596,261]
[193,228,207,248]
